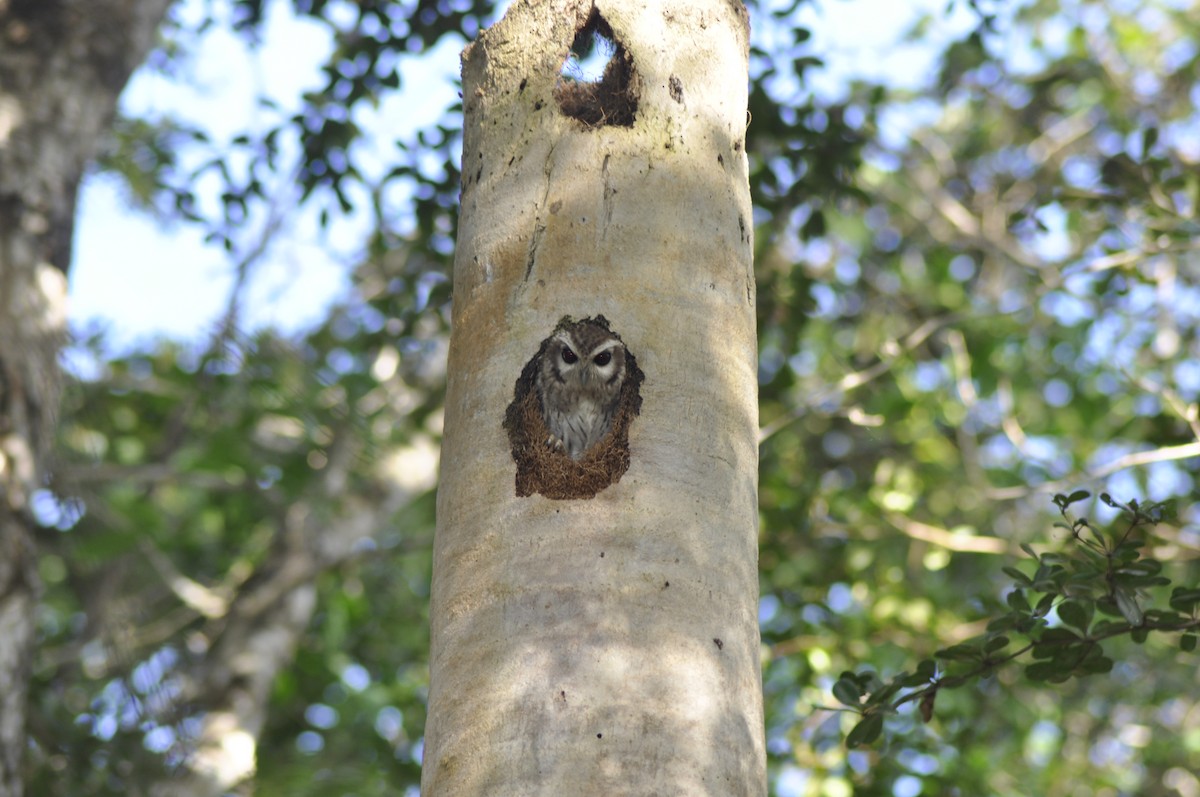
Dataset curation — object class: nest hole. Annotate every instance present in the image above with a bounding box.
[504,316,643,500]
[554,10,638,128]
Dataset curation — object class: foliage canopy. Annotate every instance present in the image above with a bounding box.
[30,0,1200,795]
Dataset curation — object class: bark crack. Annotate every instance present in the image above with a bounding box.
[601,154,615,239]
[525,221,546,282]
[526,139,560,281]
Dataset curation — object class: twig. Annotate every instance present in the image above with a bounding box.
[986,441,1200,501]
[885,513,1011,555]
[139,539,229,618]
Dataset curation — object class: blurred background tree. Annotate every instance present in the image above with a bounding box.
[20,0,1200,795]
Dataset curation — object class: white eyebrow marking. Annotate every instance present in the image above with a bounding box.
[590,338,623,356]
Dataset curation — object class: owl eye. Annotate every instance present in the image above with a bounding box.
[561,346,578,364]
[593,351,612,366]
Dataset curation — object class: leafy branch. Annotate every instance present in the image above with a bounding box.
[821,492,1200,747]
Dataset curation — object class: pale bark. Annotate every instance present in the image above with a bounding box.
[0,2,173,794]
[424,0,763,794]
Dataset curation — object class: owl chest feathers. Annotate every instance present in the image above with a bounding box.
[544,394,613,455]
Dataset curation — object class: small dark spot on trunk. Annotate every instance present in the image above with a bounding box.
[668,75,683,103]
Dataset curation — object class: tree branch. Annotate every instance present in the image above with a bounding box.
[986,441,1200,501]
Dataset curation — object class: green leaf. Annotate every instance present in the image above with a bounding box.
[1057,601,1091,634]
[1120,558,1162,576]
[1032,566,1060,590]
[1118,575,1170,588]
[1168,588,1200,612]
[1082,656,1115,675]
[1041,627,1082,643]
[1114,588,1144,626]
[1025,661,1060,682]
[867,681,903,706]
[832,677,862,708]
[1113,543,1141,563]
[1180,634,1196,653]
[1006,589,1030,612]
[1002,566,1032,586]
[846,713,885,748]
[1143,126,1159,153]
[802,209,826,238]
[1045,668,1073,684]
[862,671,885,692]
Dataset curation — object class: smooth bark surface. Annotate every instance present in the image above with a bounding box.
[0,2,172,794]
[425,0,764,794]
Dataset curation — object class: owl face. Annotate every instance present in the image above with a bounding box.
[536,319,627,460]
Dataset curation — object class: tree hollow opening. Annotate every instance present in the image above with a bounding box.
[554,10,638,127]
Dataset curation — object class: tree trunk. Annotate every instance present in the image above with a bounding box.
[0,2,172,794]
[423,0,763,794]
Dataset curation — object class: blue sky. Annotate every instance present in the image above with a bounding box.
[68,0,974,348]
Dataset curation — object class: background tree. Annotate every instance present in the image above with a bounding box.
[0,2,172,794]
[12,0,1200,796]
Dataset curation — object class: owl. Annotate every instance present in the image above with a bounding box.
[536,318,627,460]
